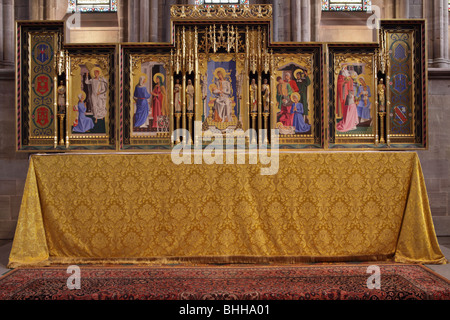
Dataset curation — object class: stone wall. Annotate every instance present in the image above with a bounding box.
[0,71,28,239]
[418,74,450,236]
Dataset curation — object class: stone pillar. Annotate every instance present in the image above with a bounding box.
[118,0,128,43]
[29,0,43,20]
[29,0,66,21]
[150,0,158,42]
[395,0,410,18]
[395,0,424,19]
[44,0,57,20]
[164,0,177,43]
[272,0,279,42]
[291,0,301,42]
[128,0,139,42]
[427,0,450,68]
[282,1,291,42]
[128,0,161,43]
[288,0,311,42]
[311,0,321,42]
[0,0,14,68]
[272,0,291,42]
[140,0,150,42]
[300,0,311,42]
[408,0,423,18]
[14,0,31,20]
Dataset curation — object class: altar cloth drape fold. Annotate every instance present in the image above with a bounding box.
[8,152,446,268]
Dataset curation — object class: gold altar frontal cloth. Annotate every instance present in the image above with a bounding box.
[8,152,446,267]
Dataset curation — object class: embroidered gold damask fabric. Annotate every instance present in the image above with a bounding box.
[8,152,446,268]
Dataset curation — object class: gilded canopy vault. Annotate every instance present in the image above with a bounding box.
[15,4,427,151]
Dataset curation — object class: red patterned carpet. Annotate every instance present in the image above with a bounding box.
[0,264,449,300]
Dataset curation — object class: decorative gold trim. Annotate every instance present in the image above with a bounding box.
[170,4,272,21]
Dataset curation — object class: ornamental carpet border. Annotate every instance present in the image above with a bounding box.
[0,264,449,300]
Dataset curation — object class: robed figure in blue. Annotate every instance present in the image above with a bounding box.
[133,75,151,128]
[356,76,372,122]
[73,92,95,133]
[290,93,311,134]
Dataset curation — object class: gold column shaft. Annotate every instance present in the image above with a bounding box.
[53,54,58,148]
[182,72,187,143]
[374,61,379,146]
[182,27,187,144]
[170,52,176,145]
[257,72,262,142]
[384,31,391,147]
[379,112,386,144]
[245,26,250,144]
[270,50,276,134]
[194,27,199,146]
[65,52,70,149]
[58,115,64,145]
[263,114,269,144]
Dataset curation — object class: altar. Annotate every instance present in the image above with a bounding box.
[8,152,446,268]
[10,4,443,268]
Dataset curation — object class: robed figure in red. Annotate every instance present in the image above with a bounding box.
[151,73,167,130]
[336,66,353,118]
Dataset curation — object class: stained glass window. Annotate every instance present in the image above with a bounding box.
[68,0,118,13]
[322,0,371,12]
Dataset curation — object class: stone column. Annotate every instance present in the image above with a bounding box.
[44,0,57,20]
[300,0,311,42]
[272,0,280,42]
[273,0,291,42]
[118,0,128,43]
[283,1,291,42]
[0,0,14,68]
[288,0,311,42]
[427,0,450,68]
[150,0,158,42]
[140,0,150,42]
[128,0,139,42]
[129,0,161,43]
[311,0,321,42]
[29,0,66,21]
[395,0,410,18]
[165,0,177,43]
[408,0,423,18]
[291,0,301,42]
[29,0,43,20]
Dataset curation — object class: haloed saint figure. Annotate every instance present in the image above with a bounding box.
[211,68,233,123]
[84,67,108,124]
[72,91,95,133]
[150,73,168,130]
[71,62,109,135]
[133,74,151,128]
